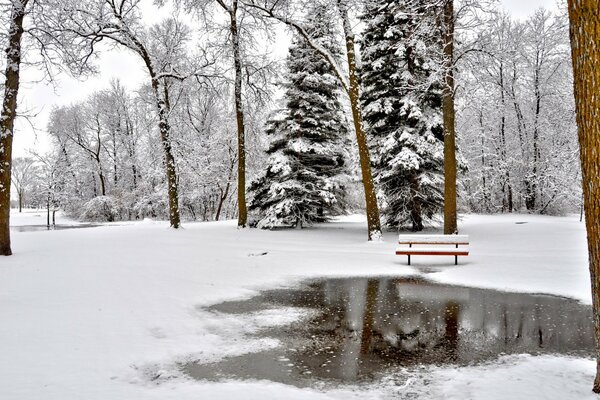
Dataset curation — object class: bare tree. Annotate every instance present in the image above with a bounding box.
[0,0,28,255]
[567,0,600,392]
[11,157,36,212]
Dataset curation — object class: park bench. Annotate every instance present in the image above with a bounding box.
[396,234,469,265]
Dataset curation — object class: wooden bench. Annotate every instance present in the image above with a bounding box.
[396,234,469,265]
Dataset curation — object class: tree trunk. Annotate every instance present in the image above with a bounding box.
[18,190,23,212]
[499,63,513,212]
[0,0,28,256]
[566,0,600,392]
[152,78,180,228]
[229,2,248,228]
[337,0,381,240]
[98,166,106,196]
[529,58,543,211]
[46,192,50,228]
[410,173,424,231]
[441,0,458,234]
[215,181,230,222]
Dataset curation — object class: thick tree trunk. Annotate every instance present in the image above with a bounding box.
[441,0,458,234]
[0,0,28,256]
[229,2,248,228]
[338,0,381,240]
[18,191,23,212]
[567,0,600,392]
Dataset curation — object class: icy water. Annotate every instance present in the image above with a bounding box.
[10,224,99,232]
[184,277,594,387]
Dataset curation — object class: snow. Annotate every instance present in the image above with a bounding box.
[0,211,596,399]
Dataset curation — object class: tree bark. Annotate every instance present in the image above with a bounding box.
[337,0,382,240]
[0,0,28,256]
[441,0,458,234]
[228,1,248,228]
[566,0,600,392]
[151,76,180,228]
[409,173,424,231]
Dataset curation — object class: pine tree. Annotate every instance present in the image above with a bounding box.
[361,0,445,231]
[249,6,349,229]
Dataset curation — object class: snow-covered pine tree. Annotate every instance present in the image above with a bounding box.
[361,0,445,231]
[249,5,349,229]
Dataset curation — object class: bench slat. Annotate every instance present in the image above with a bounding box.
[396,248,469,256]
[398,234,469,245]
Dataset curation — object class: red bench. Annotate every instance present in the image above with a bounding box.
[396,234,469,265]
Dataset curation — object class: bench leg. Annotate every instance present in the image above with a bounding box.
[455,244,458,265]
[408,254,411,266]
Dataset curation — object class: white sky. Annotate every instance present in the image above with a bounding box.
[12,0,563,157]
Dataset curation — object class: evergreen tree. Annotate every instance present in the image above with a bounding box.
[249,6,349,229]
[361,0,445,231]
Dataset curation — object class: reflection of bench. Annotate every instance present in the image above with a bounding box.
[396,235,469,265]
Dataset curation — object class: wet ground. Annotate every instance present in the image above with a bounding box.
[184,277,594,387]
[10,224,99,232]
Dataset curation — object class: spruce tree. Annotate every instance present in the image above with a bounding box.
[361,0,445,231]
[249,6,349,229]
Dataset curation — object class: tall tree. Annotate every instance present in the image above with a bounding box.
[249,5,350,228]
[0,0,28,256]
[566,0,600,392]
[247,0,382,240]
[220,0,249,228]
[439,0,458,234]
[361,0,445,231]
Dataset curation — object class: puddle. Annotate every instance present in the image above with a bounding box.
[10,224,99,232]
[184,277,594,387]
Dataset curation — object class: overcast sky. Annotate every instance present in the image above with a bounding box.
[12,0,563,157]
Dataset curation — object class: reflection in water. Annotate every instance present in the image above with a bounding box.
[185,277,594,386]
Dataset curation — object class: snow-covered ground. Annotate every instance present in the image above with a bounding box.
[0,210,597,399]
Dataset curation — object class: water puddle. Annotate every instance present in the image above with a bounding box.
[184,277,594,387]
[10,224,99,232]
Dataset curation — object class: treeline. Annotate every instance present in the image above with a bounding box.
[4,0,578,235]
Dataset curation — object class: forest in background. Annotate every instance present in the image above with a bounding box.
[3,0,578,230]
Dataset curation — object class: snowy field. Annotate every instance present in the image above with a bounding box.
[0,210,597,399]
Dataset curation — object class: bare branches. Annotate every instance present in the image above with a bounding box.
[243,0,350,93]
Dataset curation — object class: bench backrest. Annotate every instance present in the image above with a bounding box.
[398,234,469,245]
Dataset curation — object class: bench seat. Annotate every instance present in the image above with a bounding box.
[396,247,469,256]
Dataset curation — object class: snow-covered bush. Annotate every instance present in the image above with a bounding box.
[80,196,119,222]
[133,193,169,220]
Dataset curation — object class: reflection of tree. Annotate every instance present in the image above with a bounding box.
[444,301,460,361]
[360,280,380,354]
[279,278,594,382]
